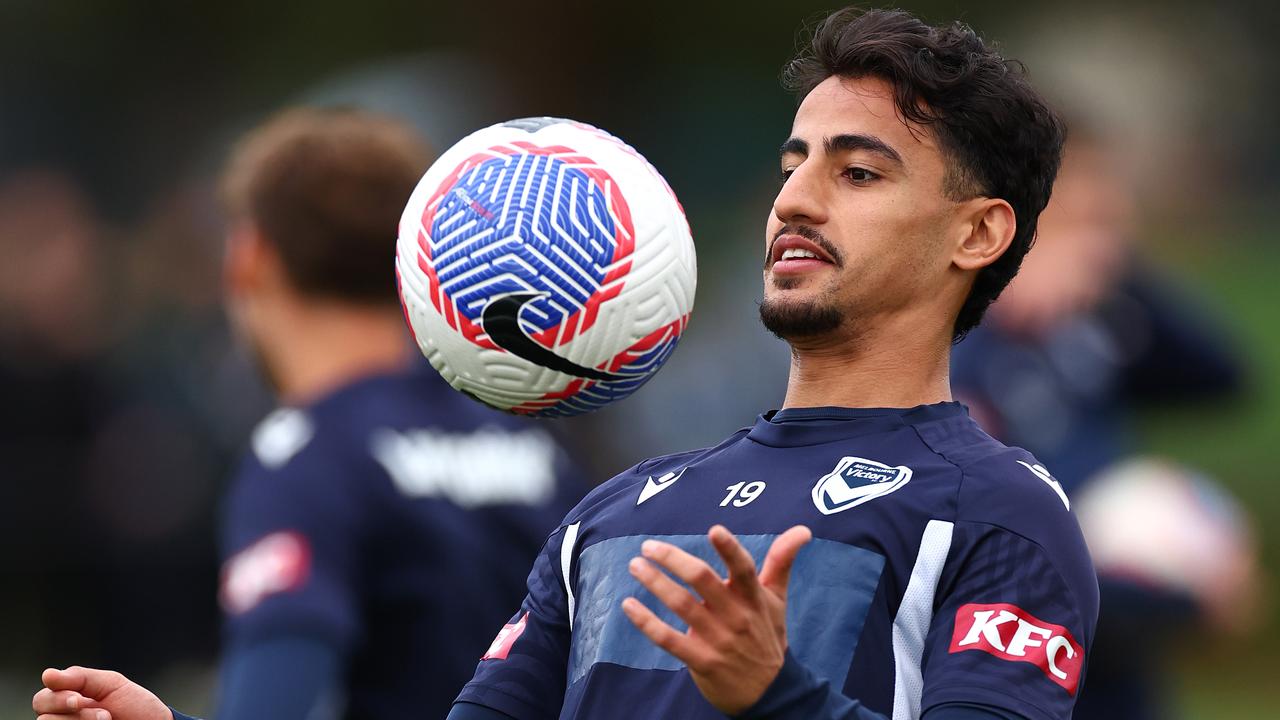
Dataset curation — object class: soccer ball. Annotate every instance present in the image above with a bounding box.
[395,117,696,416]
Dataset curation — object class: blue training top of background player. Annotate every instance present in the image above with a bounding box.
[218,359,587,719]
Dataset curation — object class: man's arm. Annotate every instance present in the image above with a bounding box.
[215,418,367,720]
[735,651,1025,720]
[450,523,578,720]
[216,637,343,720]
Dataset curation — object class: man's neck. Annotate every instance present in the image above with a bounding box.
[266,302,414,406]
[780,312,953,410]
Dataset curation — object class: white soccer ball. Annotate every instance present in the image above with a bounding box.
[396,117,696,416]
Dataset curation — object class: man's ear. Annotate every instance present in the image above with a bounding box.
[223,222,279,298]
[952,198,1016,271]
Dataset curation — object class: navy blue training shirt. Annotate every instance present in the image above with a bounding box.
[456,403,1098,720]
[218,360,586,719]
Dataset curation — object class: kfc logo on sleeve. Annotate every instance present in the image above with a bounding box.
[481,612,529,660]
[949,603,1084,694]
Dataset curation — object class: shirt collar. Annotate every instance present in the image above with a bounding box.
[746,401,968,447]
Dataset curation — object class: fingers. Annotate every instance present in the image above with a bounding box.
[39,666,124,720]
[628,556,716,630]
[621,597,710,668]
[758,525,812,596]
[640,540,731,607]
[42,668,85,693]
[33,687,109,720]
[708,525,759,597]
[42,666,123,699]
[33,688,101,714]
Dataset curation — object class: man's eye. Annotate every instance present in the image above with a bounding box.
[779,168,795,184]
[844,167,879,183]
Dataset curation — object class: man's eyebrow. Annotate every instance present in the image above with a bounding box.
[779,137,808,157]
[779,134,904,166]
[825,134,903,165]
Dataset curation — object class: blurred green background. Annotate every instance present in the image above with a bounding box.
[1146,236,1280,717]
[0,0,1275,717]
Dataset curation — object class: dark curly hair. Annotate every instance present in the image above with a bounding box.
[783,7,1065,340]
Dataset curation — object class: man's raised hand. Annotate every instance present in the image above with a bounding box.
[621,524,812,715]
[33,667,172,720]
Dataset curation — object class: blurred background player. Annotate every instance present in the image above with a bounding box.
[951,130,1245,484]
[951,130,1261,720]
[48,107,586,720]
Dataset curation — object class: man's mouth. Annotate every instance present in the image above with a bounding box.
[769,232,838,275]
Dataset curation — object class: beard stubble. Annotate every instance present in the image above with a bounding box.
[758,286,844,340]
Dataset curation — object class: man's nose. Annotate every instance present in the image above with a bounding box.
[772,163,828,226]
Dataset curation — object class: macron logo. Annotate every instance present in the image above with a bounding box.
[1017,460,1070,511]
[637,468,686,505]
[949,602,1084,695]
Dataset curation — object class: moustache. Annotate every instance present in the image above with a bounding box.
[767,225,843,266]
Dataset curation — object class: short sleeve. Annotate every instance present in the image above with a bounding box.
[920,521,1096,720]
[219,429,367,653]
[455,524,575,720]
[915,450,1099,720]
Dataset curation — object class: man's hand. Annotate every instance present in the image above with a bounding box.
[33,667,172,720]
[621,524,812,715]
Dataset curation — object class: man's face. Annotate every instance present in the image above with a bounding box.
[761,75,965,343]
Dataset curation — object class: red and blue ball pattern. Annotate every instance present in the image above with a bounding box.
[409,138,687,416]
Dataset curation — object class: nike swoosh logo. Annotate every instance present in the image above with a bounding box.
[637,468,686,505]
[482,292,631,382]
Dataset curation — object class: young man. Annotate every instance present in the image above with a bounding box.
[34,8,1096,720]
[33,108,585,720]
[446,9,1094,720]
